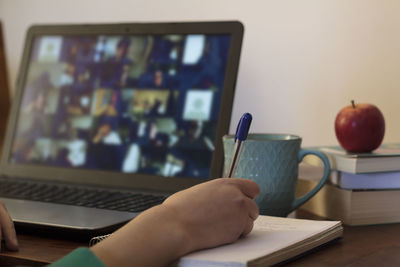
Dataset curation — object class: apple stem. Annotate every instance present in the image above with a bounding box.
[351,100,356,108]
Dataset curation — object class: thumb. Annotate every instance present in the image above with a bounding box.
[230,178,260,199]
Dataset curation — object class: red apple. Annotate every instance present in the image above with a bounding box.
[335,100,385,153]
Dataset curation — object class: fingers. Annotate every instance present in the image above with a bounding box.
[0,203,18,251]
[246,197,259,220]
[240,186,259,237]
[228,178,260,199]
[242,217,254,237]
[241,199,258,237]
[217,178,260,220]
[234,193,259,237]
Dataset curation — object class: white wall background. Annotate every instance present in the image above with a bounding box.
[1,0,399,147]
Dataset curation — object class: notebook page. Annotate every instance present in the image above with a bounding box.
[174,215,340,267]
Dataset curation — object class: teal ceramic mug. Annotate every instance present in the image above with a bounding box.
[222,134,330,217]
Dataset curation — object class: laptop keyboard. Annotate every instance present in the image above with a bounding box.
[0,179,167,213]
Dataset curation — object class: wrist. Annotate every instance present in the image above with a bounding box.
[91,204,193,267]
[150,204,195,259]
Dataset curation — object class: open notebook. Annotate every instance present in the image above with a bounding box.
[173,216,343,267]
[88,215,343,266]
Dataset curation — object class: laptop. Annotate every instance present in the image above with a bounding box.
[0,21,243,234]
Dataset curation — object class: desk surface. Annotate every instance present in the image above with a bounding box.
[2,210,400,266]
[0,233,84,266]
[285,215,400,266]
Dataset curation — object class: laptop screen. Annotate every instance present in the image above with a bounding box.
[9,33,232,179]
[1,22,242,192]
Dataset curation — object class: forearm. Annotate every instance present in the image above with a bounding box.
[90,178,259,266]
[91,205,191,267]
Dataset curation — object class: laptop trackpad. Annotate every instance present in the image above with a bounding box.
[0,197,138,231]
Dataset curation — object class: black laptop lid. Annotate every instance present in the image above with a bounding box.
[1,21,243,193]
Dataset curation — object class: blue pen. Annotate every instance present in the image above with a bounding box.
[227,113,252,178]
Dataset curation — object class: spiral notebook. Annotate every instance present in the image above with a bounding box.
[88,216,343,266]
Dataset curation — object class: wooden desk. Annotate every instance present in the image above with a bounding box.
[285,212,400,266]
[0,234,85,266]
[2,211,400,266]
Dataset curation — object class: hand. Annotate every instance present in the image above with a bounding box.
[91,178,260,267]
[0,202,18,251]
[163,178,260,251]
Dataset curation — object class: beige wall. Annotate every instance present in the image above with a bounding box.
[0,0,399,147]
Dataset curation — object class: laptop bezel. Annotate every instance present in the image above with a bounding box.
[0,21,243,193]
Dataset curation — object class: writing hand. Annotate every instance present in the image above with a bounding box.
[91,178,259,267]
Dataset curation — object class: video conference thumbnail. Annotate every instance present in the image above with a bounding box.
[10,33,231,178]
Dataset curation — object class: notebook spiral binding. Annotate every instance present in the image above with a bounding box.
[89,234,112,247]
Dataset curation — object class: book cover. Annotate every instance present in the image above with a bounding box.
[173,215,342,267]
[304,144,400,173]
[299,163,400,190]
[320,144,400,158]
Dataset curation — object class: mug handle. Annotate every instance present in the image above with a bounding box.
[290,149,330,213]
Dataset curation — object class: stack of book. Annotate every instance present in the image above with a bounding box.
[296,144,400,226]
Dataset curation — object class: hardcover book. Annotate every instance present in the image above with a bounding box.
[329,170,400,190]
[304,144,400,173]
[296,178,400,226]
[299,163,400,190]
